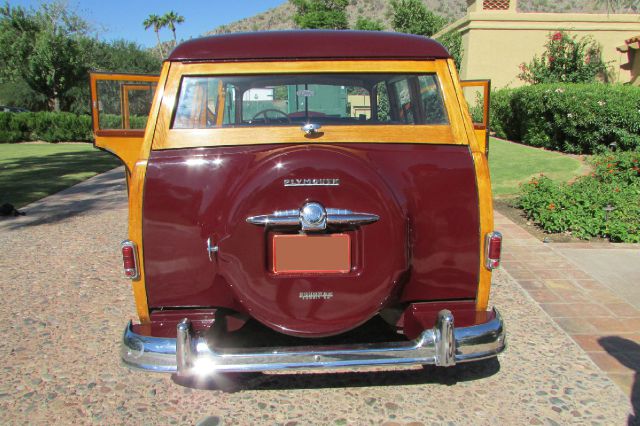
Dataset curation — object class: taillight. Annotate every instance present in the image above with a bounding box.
[121,240,139,279]
[485,231,502,270]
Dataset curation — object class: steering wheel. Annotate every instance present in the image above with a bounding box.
[251,108,292,123]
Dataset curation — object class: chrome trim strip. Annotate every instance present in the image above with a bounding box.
[246,205,379,230]
[121,309,506,375]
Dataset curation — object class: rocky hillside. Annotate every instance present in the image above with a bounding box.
[207,0,638,35]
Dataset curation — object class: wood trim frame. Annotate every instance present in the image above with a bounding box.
[447,61,495,312]
[152,60,468,150]
[125,64,171,324]
[90,72,159,134]
[460,79,490,129]
[121,83,155,129]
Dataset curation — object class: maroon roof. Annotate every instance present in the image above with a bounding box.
[168,30,450,62]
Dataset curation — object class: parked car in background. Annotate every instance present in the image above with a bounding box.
[89,30,505,379]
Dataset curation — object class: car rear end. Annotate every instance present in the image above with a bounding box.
[98,31,505,377]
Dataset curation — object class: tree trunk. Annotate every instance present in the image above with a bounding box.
[155,30,165,57]
[49,95,60,112]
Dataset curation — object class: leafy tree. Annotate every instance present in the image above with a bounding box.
[389,0,462,69]
[0,2,90,111]
[91,39,162,74]
[64,38,162,114]
[143,14,166,57]
[389,0,447,37]
[290,0,349,30]
[518,31,609,84]
[436,31,463,70]
[161,11,185,46]
[355,17,384,31]
[0,78,48,110]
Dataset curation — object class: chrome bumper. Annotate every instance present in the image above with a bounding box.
[122,308,505,376]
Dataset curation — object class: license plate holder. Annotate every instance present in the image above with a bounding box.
[272,234,351,274]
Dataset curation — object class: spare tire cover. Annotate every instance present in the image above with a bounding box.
[218,144,407,337]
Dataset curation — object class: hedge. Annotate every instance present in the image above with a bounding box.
[490,83,640,154]
[0,112,148,143]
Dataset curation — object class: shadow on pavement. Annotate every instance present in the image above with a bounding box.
[171,358,501,392]
[598,336,639,426]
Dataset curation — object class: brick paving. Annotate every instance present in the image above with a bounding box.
[496,211,640,401]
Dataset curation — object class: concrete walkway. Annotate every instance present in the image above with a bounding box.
[0,167,126,231]
[496,211,640,403]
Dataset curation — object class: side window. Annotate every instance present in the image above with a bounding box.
[418,75,447,124]
[95,80,156,130]
[347,87,371,120]
[391,79,414,124]
[173,77,221,129]
[374,82,391,122]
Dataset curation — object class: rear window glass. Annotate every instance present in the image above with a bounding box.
[172,74,447,129]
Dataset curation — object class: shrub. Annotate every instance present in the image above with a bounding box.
[490,83,640,154]
[0,111,145,143]
[516,151,640,242]
[518,31,609,84]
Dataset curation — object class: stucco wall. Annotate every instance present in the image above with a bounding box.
[437,12,640,88]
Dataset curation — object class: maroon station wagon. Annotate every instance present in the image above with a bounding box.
[89,30,505,377]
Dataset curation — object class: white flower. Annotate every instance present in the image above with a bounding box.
[555,88,565,93]
[598,101,605,106]
[567,113,573,118]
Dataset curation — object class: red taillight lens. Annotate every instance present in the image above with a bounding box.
[485,231,502,270]
[121,240,139,279]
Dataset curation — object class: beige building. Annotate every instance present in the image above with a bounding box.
[434,0,640,88]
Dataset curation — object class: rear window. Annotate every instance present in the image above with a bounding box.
[172,74,447,129]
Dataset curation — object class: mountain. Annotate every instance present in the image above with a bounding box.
[206,0,638,35]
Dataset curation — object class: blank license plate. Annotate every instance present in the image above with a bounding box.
[272,234,351,274]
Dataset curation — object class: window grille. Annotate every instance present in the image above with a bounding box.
[482,0,510,10]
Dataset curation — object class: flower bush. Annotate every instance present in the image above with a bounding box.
[518,31,609,84]
[516,151,640,242]
[490,83,640,154]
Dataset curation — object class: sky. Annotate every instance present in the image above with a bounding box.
[8,0,287,47]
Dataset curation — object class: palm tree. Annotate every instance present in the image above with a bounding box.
[162,11,185,47]
[143,14,165,57]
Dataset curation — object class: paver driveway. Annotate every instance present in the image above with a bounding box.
[0,169,632,424]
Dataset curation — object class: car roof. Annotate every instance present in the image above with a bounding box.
[168,30,450,62]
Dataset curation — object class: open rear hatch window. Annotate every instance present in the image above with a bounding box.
[172,73,448,129]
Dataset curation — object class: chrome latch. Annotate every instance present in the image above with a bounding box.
[246,202,379,231]
[206,237,219,261]
[301,123,321,135]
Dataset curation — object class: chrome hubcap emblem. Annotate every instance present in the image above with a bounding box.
[300,202,327,230]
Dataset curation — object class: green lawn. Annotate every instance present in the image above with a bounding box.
[0,143,121,208]
[489,137,585,197]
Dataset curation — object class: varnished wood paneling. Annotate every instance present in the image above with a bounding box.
[447,60,496,311]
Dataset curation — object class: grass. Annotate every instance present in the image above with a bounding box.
[489,137,585,197]
[0,143,120,208]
